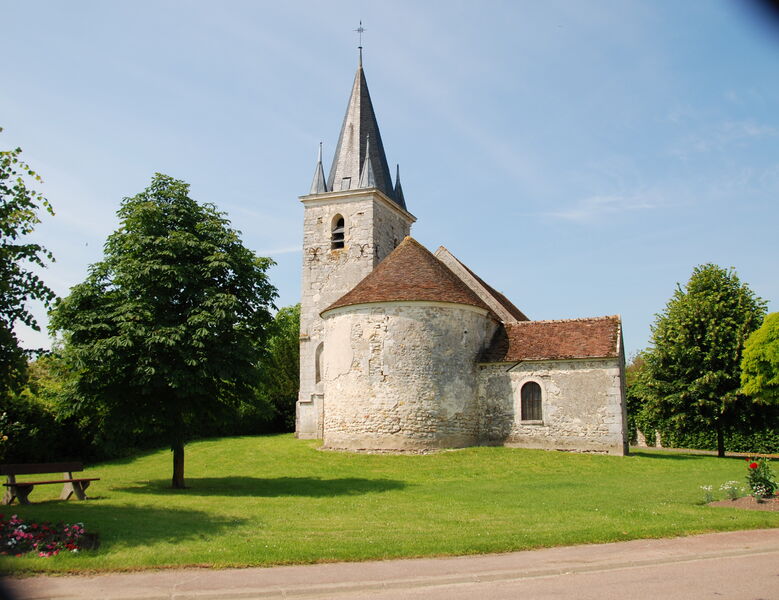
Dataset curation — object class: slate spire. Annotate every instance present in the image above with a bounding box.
[358,136,376,188]
[309,142,328,194]
[326,56,401,206]
[393,164,407,210]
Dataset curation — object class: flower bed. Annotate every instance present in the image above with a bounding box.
[746,457,777,500]
[1,514,96,557]
[709,494,779,511]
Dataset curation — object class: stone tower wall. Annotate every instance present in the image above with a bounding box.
[297,191,413,438]
[372,198,412,264]
[321,302,496,450]
[477,358,628,455]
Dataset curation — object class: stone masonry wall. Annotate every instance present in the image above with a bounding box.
[322,302,496,450]
[297,191,413,438]
[372,198,411,265]
[478,359,627,455]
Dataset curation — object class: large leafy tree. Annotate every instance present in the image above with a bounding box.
[50,174,277,487]
[0,130,56,397]
[639,264,766,456]
[741,312,779,406]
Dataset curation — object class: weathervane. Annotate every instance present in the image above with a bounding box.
[355,20,366,65]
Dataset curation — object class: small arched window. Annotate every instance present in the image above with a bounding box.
[521,381,542,421]
[331,215,345,249]
[315,342,324,384]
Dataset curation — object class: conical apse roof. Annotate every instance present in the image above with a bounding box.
[323,237,494,315]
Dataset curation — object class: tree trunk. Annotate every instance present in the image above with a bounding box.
[716,424,725,458]
[172,441,186,488]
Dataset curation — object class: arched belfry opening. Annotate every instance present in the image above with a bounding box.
[331,214,345,249]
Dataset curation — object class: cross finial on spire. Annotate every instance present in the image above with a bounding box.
[355,21,366,66]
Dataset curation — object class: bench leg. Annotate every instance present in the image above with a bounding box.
[3,485,33,505]
[3,475,17,505]
[60,480,90,501]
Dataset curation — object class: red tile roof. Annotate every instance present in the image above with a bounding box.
[322,237,494,315]
[481,316,622,362]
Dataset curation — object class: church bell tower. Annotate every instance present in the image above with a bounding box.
[296,53,416,438]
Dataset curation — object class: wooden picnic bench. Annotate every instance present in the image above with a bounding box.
[1,462,99,505]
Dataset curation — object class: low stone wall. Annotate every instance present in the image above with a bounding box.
[477,358,628,455]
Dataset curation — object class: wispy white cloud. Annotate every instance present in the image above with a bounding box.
[704,162,779,197]
[724,88,767,106]
[545,193,659,223]
[669,119,777,159]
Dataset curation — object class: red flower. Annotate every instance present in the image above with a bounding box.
[749,462,759,469]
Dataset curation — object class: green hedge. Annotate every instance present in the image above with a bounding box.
[2,386,289,464]
[659,428,779,454]
[1,392,95,463]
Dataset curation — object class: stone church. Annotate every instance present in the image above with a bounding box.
[295,55,628,455]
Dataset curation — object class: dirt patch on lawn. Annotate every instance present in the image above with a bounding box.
[709,495,779,511]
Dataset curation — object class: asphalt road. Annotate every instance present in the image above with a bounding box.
[3,528,779,600]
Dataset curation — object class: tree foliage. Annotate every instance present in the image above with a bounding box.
[1,351,99,464]
[257,303,300,431]
[0,131,56,396]
[638,264,766,456]
[741,312,779,406]
[624,351,655,444]
[50,174,277,487]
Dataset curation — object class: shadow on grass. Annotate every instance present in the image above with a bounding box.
[93,434,295,468]
[115,476,407,497]
[4,503,245,553]
[630,450,748,462]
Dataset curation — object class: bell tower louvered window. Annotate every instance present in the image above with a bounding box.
[331,215,345,249]
[521,381,543,421]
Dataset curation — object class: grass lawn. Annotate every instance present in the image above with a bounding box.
[2,434,777,573]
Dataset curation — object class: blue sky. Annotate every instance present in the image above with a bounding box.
[4,0,778,358]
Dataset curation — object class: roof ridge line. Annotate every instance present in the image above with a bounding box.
[514,315,620,325]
